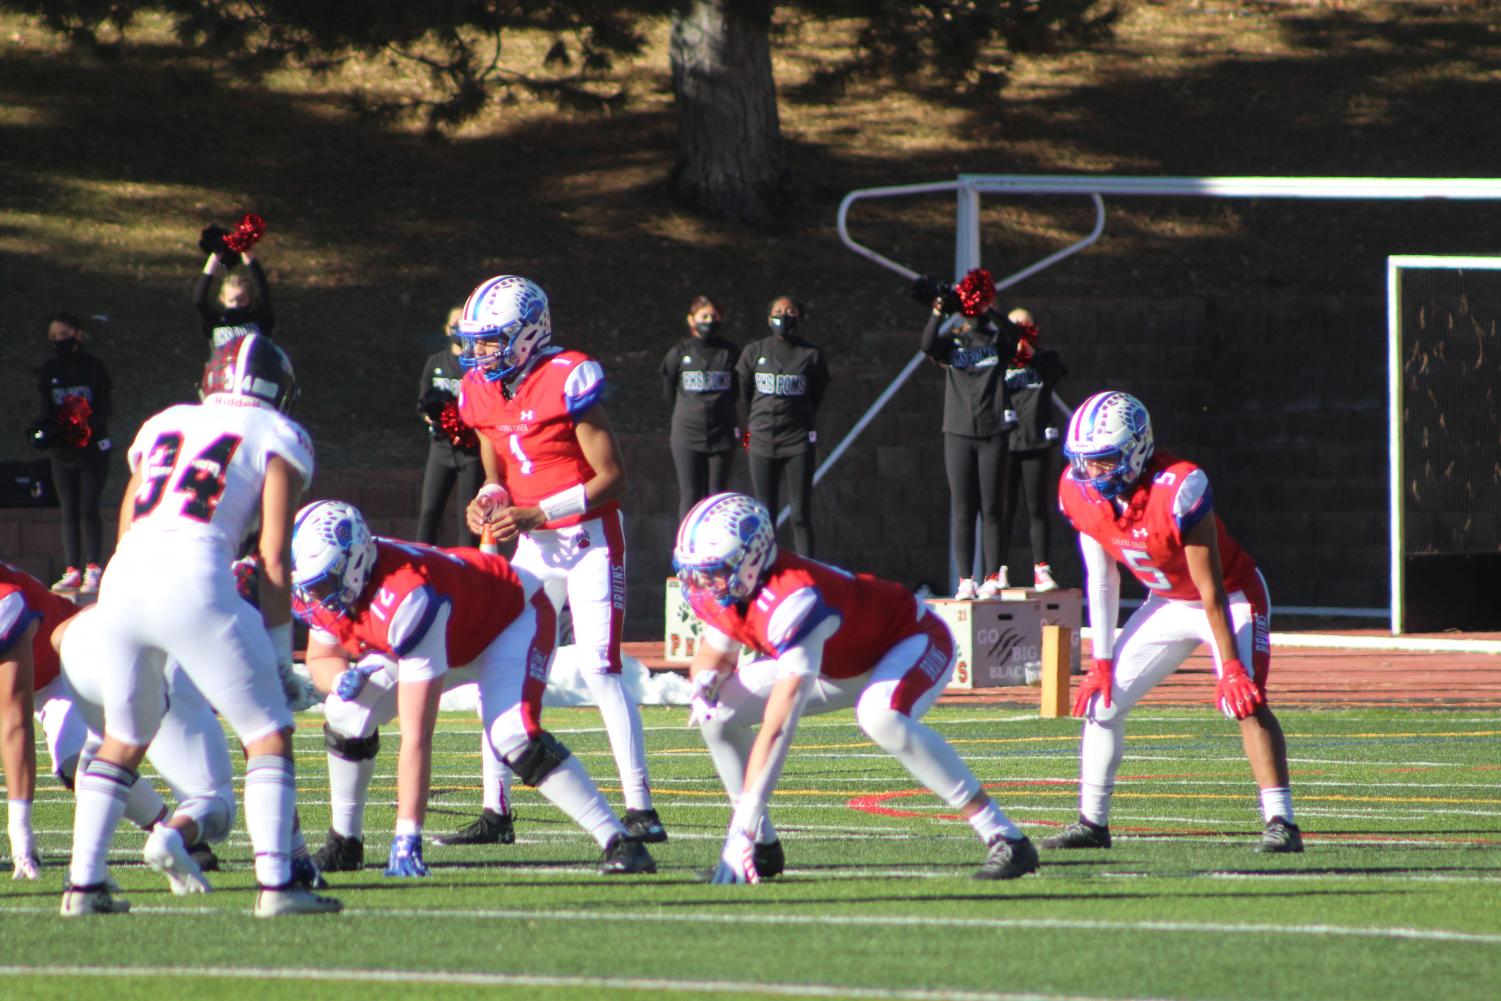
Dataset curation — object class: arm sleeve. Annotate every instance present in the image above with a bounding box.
[660,346,679,406]
[774,613,839,680]
[387,586,452,682]
[563,359,606,417]
[1079,533,1122,660]
[806,348,830,414]
[247,259,274,335]
[1172,469,1213,536]
[764,586,840,660]
[919,311,950,362]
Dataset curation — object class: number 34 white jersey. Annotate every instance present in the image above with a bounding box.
[125,397,315,559]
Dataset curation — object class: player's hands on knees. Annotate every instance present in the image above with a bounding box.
[1073,657,1114,717]
[686,669,726,728]
[1214,658,1264,720]
[708,829,759,885]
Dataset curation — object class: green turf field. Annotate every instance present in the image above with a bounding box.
[3,704,1498,1001]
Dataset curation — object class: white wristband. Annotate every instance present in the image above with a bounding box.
[8,799,33,851]
[539,484,589,523]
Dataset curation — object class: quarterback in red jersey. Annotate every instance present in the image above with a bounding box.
[456,274,663,845]
[0,562,87,878]
[291,500,654,877]
[675,492,1039,883]
[1049,391,1301,853]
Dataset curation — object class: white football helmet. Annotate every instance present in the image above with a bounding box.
[1064,391,1155,500]
[456,275,552,382]
[673,492,777,607]
[290,500,377,621]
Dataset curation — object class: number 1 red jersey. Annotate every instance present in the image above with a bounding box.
[1058,451,1259,600]
[457,348,619,529]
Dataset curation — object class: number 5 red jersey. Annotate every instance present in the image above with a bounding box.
[1058,451,1259,600]
[457,348,619,529]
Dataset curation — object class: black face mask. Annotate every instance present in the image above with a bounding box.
[769,315,798,337]
[693,320,720,338]
[51,338,78,356]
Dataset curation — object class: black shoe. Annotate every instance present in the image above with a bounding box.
[752,839,785,879]
[1040,819,1112,850]
[1255,816,1304,854]
[186,842,220,872]
[312,829,364,872]
[622,807,667,844]
[291,853,329,890]
[973,836,1040,880]
[433,809,516,846]
[600,834,657,875]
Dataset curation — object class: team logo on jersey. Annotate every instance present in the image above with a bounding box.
[520,410,535,421]
[1132,528,1149,538]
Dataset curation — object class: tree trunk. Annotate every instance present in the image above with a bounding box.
[669,1,790,223]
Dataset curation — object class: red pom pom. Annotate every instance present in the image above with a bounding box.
[438,401,478,451]
[955,268,995,318]
[224,213,267,253]
[56,396,93,448]
[1011,320,1039,368]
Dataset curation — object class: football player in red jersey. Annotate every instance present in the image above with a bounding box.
[1048,391,1301,853]
[675,492,1039,883]
[291,500,655,876]
[1,561,87,878]
[456,275,665,844]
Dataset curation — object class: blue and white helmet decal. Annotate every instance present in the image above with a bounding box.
[673,492,777,606]
[1063,391,1155,500]
[456,275,552,382]
[290,499,377,620]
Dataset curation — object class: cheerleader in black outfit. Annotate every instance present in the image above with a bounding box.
[736,297,829,556]
[999,309,1067,591]
[661,296,740,523]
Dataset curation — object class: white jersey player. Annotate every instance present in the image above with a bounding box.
[61,334,340,916]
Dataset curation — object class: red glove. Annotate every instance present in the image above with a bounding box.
[1072,657,1114,717]
[1214,658,1264,720]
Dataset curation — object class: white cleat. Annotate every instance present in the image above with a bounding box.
[61,882,131,916]
[145,826,212,896]
[254,884,343,917]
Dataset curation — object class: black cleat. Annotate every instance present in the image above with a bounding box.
[973,836,1040,880]
[622,807,667,844]
[291,853,329,890]
[433,809,516,846]
[312,829,364,872]
[752,839,785,879]
[1255,816,1304,854]
[599,834,657,875]
[186,842,220,872]
[1040,819,1112,850]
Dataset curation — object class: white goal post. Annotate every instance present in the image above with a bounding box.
[833,175,1501,622]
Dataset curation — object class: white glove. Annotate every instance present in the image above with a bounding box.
[11,851,40,880]
[686,670,726,729]
[707,828,759,885]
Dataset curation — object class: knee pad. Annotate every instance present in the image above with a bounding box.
[177,791,236,844]
[324,723,380,762]
[501,731,572,787]
[856,704,914,755]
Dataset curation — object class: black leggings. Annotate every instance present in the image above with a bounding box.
[748,449,815,557]
[52,448,111,568]
[417,446,484,547]
[670,441,735,524]
[943,432,1007,580]
[1002,447,1054,565]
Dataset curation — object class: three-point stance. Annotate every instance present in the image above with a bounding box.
[675,492,1038,883]
[457,274,664,844]
[1049,391,1301,853]
[292,501,654,876]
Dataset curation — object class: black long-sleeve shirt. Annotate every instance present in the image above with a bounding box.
[195,258,274,347]
[736,334,829,458]
[37,349,112,451]
[919,309,1018,438]
[1004,350,1068,452]
[418,349,479,458]
[661,334,740,453]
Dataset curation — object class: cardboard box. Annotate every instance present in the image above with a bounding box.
[926,589,1082,690]
[664,576,704,663]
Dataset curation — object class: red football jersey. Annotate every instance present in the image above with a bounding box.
[1058,451,1259,600]
[457,348,619,529]
[688,551,926,680]
[302,540,525,668]
[0,562,80,690]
